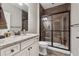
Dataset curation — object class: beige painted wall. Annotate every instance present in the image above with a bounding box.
[28,3,39,34]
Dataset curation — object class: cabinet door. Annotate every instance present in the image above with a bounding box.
[30,42,39,56]
[71,27,79,56]
[21,48,29,56]
[29,44,36,56]
[15,47,29,56]
[34,42,39,56]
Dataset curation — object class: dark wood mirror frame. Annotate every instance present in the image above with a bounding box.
[0,3,7,29]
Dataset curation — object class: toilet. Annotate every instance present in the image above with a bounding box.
[39,41,48,56]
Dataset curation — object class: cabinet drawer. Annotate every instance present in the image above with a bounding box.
[21,39,35,50]
[1,44,20,56]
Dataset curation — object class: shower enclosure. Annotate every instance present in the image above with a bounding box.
[40,12,70,51]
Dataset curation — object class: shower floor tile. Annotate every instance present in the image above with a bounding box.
[47,49,70,56]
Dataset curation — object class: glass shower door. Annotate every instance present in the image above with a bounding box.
[52,12,70,50]
[40,12,70,50]
[40,16,52,46]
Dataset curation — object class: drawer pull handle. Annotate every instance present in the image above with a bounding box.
[11,49,14,53]
[28,48,30,50]
[30,47,32,49]
[28,47,32,50]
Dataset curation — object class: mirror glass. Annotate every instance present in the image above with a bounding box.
[4,11,10,30]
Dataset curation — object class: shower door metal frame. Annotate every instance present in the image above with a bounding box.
[39,11,70,51]
[50,11,70,51]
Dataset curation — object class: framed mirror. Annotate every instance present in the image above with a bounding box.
[1,3,28,32]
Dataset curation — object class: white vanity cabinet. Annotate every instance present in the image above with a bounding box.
[15,42,39,56]
[0,35,39,56]
[15,37,39,56]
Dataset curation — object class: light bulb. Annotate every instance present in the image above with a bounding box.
[18,3,23,6]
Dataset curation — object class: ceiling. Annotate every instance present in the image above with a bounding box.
[11,3,65,12]
[41,3,65,9]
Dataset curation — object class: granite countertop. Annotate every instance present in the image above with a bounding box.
[0,34,39,49]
